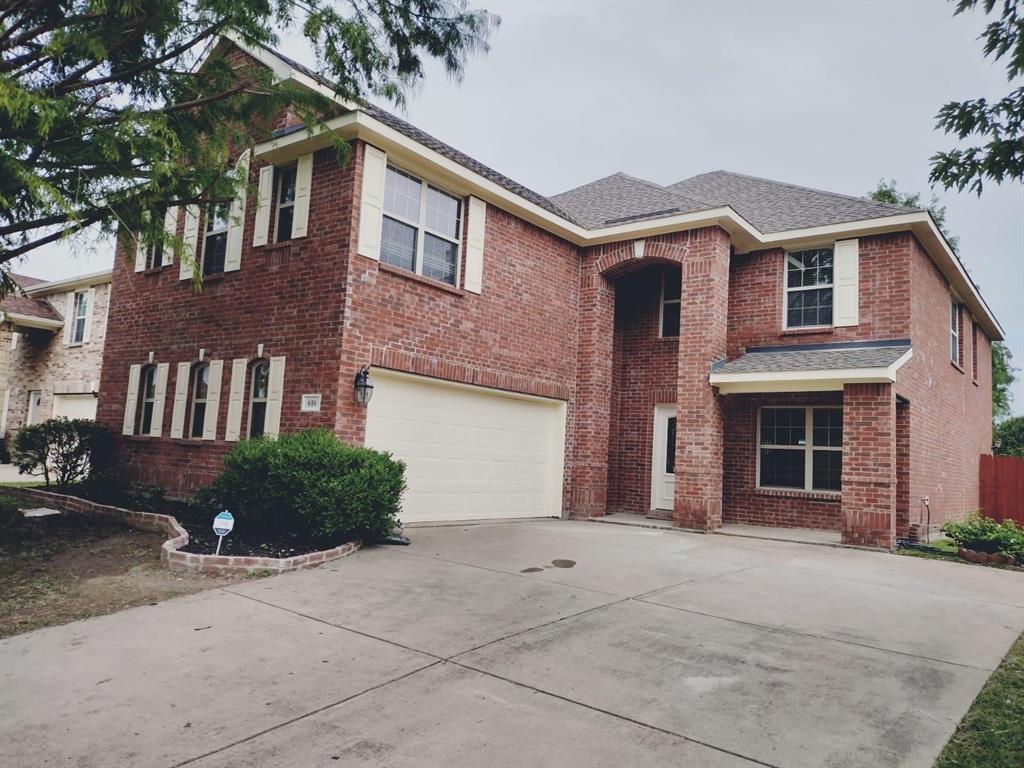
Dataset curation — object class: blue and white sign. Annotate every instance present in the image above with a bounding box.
[213,511,234,536]
[213,511,234,555]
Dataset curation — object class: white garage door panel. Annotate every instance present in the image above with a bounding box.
[52,394,97,421]
[365,371,565,522]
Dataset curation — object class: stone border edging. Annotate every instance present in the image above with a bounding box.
[1,486,361,575]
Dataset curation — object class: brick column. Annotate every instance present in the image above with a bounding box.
[568,266,616,518]
[674,227,731,530]
[841,382,897,548]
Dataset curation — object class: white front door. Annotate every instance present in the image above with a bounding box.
[651,404,677,511]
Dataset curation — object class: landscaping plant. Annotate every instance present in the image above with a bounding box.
[13,418,114,488]
[942,512,1024,562]
[197,429,405,544]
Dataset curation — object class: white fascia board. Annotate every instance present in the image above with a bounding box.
[24,269,112,297]
[0,311,63,331]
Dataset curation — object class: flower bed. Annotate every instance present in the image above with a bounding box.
[0,486,360,576]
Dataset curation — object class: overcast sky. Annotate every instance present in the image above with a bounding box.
[17,0,1024,412]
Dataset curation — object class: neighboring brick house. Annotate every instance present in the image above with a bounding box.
[0,270,111,442]
[99,38,1002,548]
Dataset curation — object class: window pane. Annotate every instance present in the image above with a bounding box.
[381,216,416,271]
[422,232,458,285]
[191,403,205,438]
[425,187,460,239]
[661,302,680,337]
[278,167,297,206]
[787,248,833,292]
[812,450,842,491]
[203,232,226,275]
[73,317,86,343]
[141,401,154,435]
[665,416,676,474]
[252,362,269,399]
[663,268,681,301]
[207,203,229,233]
[250,402,267,438]
[760,408,806,447]
[789,286,832,327]
[194,365,209,400]
[760,448,805,488]
[277,206,294,242]
[143,369,157,399]
[812,408,843,447]
[384,167,422,221]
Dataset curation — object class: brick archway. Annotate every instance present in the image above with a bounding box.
[595,240,692,279]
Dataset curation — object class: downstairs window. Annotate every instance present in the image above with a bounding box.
[758,406,842,492]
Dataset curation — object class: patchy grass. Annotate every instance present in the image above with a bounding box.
[0,494,245,638]
[896,538,1022,571]
[935,632,1024,768]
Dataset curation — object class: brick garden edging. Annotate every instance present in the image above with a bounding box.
[1,486,361,575]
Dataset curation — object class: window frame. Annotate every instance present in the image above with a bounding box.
[189,363,210,439]
[70,290,88,344]
[138,365,157,436]
[274,165,298,243]
[756,405,843,493]
[950,299,962,367]
[659,267,682,338]
[247,359,270,439]
[202,205,229,276]
[380,164,463,286]
[971,320,979,382]
[783,247,835,330]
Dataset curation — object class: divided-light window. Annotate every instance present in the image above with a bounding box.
[950,300,962,366]
[189,363,210,438]
[275,166,297,242]
[785,248,833,328]
[71,291,88,344]
[380,166,461,286]
[758,406,842,492]
[138,366,157,435]
[248,359,270,438]
[203,204,229,276]
[660,268,681,337]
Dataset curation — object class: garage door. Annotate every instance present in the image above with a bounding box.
[365,370,566,523]
[52,393,97,420]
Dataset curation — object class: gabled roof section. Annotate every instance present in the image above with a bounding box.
[668,171,918,234]
[0,273,63,325]
[549,173,709,229]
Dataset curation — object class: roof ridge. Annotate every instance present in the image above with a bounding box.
[549,171,633,199]
[684,170,921,214]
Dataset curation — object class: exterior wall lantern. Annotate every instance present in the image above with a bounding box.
[354,365,374,405]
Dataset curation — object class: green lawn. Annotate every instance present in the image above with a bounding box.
[934,632,1024,768]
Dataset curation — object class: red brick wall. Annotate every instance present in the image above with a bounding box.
[897,237,993,528]
[727,234,913,357]
[722,392,843,530]
[841,382,896,548]
[607,267,678,513]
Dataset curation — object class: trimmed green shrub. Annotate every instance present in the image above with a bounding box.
[942,512,1024,560]
[198,429,405,543]
[13,418,114,487]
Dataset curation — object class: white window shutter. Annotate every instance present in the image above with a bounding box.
[181,205,200,281]
[224,358,247,442]
[150,362,169,437]
[162,206,179,265]
[202,359,223,440]
[225,151,250,272]
[291,153,314,239]
[253,165,275,247]
[464,196,486,294]
[264,356,286,438]
[122,364,141,435]
[169,362,190,438]
[834,238,860,327]
[357,145,387,260]
[82,289,95,343]
[62,293,74,345]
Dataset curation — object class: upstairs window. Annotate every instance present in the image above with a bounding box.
[950,300,962,366]
[71,290,88,344]
[660,267,681,337]
[203,204,229,276]
[971,321,979,381]
[758,406,842,492]
[248,360,270,438]
[785,248,833,328]
[275,166,297,242]
[138,366,157,435]
[380,166,462,286]
[190,363,210,438]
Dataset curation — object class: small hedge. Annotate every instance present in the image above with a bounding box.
[942,512,1024,561]
[13,417,114,487]
[196,429,405,543]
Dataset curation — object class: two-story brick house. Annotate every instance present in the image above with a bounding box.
[99,38,1001,548]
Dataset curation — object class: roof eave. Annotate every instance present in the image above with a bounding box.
[24,269,112,297]
[0,311,63,331]
[710,348,913,394]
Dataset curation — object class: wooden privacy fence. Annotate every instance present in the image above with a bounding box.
[980,454,1024,525]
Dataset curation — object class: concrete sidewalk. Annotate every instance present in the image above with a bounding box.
[1,520,1021,767]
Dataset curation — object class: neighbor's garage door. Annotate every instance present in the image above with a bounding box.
[52,393,97,420]
[365,370,566,523]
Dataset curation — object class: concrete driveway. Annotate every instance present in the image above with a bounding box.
[1,520,1021,768]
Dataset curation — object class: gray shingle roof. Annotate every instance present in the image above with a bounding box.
[548,173,709,229]
[668,171,918,234]
[712,340,911,375]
